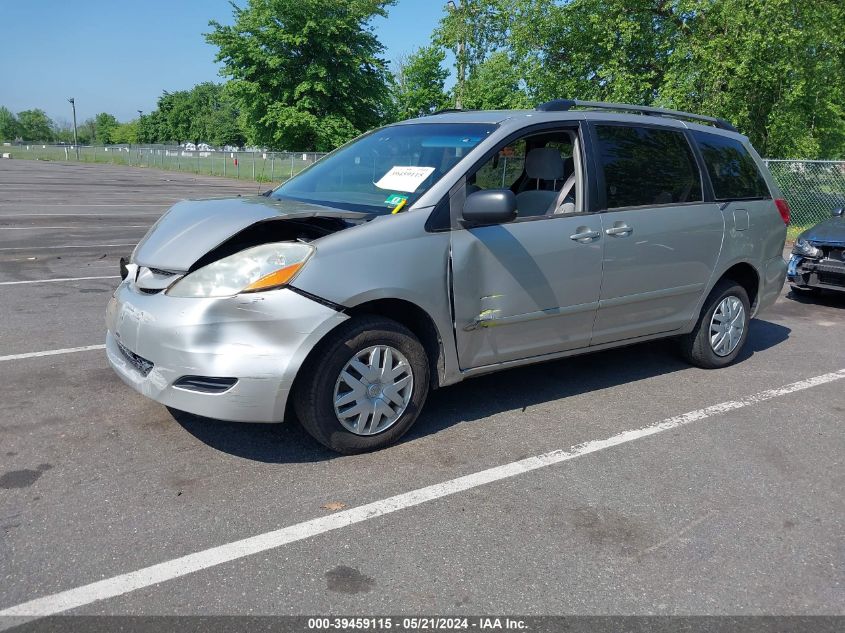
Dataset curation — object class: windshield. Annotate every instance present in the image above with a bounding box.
[272,123,497,214]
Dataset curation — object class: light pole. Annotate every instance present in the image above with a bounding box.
[68,97,79,159]
[446,1,466,110]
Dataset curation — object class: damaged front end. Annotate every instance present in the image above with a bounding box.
[125,195,370,291]
[788,238,845,292]
[106,195,364,423]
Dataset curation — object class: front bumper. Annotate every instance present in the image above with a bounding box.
[105,282,348,422]
[787,254,845,292]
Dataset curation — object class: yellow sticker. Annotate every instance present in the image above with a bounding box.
[391,198,408,214]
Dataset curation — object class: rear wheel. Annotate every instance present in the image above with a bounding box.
[293,315,429,454]
[680,280,750,369]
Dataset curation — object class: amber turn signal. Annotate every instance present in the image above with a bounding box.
[242,262,305,292]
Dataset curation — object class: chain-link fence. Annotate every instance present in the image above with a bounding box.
[0,143,328,183]
[765,160,845,238]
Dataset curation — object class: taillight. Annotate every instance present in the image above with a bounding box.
[775,199,790,225]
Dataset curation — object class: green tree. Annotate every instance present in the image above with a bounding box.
[392,46,450,120]
[660,0,845,158]
[93,113,120,144]
[461,51,530,110]
[51,119,76,143]
[206,0,395,151]
[187,82,245,147]
[508,0,675,105]
[16,109,54,141]
[136,111,164,144]
[506,0,845,158]
[110,121,139,144]
[156,90,194,143]
[0,106,19,141]
[77,118,96,145]
[436,0,510,108]
[143,83,245,146]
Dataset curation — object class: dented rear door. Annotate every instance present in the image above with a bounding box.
[450,215,603,370]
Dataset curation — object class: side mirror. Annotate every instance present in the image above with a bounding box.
[461,189,518,227]
[833,207,844,217]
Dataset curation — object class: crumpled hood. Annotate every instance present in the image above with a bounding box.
[802,216,845,245]
[132,195,365,271]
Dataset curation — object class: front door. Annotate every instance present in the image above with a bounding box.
[449,127,603,370]
[451,218,603,369]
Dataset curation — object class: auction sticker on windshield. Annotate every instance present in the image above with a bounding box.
[375,166,436,193]
[384,193,409,206]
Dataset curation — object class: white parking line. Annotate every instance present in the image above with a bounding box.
[0,345,106,362]
[0,204,168,207]
[0,213,161,217]
[0,243,136,251]
[2,368,843,618]
[0,276,119,286]
[0,226,149,230]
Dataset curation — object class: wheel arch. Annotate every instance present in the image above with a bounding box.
[288,296,447,422]
[716,261,761,312]
[343,298,446,390]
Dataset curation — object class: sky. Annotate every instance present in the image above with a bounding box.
[0,0,446,123]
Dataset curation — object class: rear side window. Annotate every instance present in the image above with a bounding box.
[692,131,770,200]
[595,125,703,209]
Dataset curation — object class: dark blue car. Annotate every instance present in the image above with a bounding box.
[788,208,845,292]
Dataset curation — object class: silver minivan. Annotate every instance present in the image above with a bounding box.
[106,100,789,453]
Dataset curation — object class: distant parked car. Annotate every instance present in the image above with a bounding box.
[788,207,845,293]
[182,142,197,152]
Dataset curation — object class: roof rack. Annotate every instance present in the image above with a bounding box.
[535,99,738,133]
[429,107,467,116]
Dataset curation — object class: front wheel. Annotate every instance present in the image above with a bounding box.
[293,315,430,454]
[680,280,751,369]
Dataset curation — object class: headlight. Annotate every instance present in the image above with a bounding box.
[792,238,822,258]
[166,242,313,298]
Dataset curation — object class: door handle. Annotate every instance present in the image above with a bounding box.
[605,224,633,237]
[570,229,600,242]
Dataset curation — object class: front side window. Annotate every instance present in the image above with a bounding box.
[472,139,527,191]
[692,131,770,200]
[468,130,580,218]
[596,125,703,209]
[273,123,496,214]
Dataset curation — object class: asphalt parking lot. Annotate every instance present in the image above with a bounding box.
[1,160,843,618]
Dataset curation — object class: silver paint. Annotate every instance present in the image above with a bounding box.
[106,283,348,422]
[132,196,367,271]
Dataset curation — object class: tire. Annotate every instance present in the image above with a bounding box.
[293,315,430,454]
[680,280,751,369]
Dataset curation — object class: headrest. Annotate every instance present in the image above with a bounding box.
[563,156,574,178]
[525,148,564,181]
